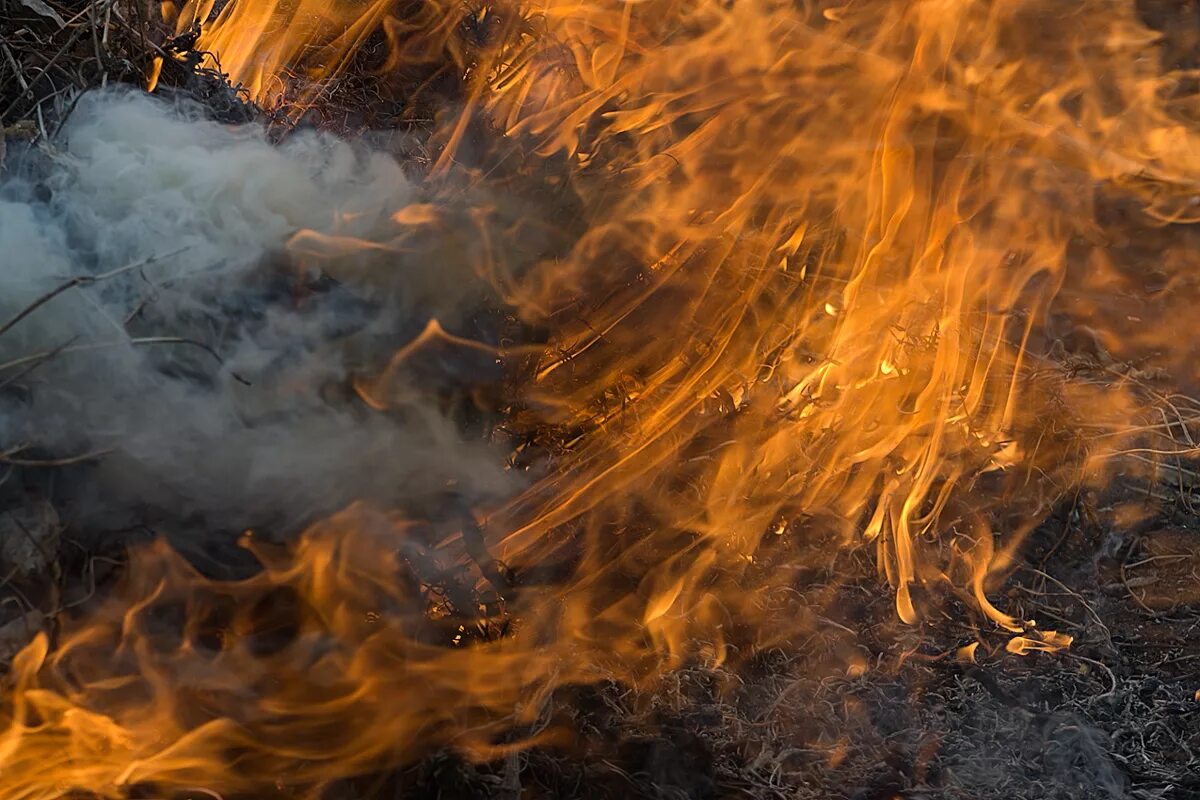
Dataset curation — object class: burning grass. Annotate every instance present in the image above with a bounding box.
[1,0,1200,798]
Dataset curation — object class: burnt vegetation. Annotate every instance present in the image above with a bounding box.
[1,2,1200,799]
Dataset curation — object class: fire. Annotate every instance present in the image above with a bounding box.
[166,0,395,108]
[0,512,569,799]
[5,0,1200,796]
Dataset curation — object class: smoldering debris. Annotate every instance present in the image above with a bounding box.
[0,90,515,535]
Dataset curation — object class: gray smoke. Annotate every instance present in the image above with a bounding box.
[0,90,514,536]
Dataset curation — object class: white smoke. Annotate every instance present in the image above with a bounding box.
[0,90,514,535]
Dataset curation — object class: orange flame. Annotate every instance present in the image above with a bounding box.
[167,0,395,109]
[5,0,1200,795]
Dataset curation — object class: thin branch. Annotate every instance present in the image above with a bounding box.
[0,247,187,340]
[0,336,251,385]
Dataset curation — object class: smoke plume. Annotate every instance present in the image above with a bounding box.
[0,90,514,540]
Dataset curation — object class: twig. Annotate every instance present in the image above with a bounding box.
[0,23,90,121]
[1068,652,1119,700]
[0,449,112,466]
[0,336,251,385]
[0,336,77,391]
[0,247,187,339]
[0,44,34,105]
[1019,566,1110,644]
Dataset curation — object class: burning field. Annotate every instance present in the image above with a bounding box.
[1,0,1199,797]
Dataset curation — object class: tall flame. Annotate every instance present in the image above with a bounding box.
[5,0,1200,796]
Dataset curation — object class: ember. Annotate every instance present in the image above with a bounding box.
[0,0,1198,797]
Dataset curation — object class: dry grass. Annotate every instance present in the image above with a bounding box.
[0,0,252,150]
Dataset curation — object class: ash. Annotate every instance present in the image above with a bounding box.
[355,531,1200,800]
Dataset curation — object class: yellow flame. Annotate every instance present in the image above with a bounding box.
[169,0,395,109]
[146,56,164,93]
[1006,631,1075,656]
